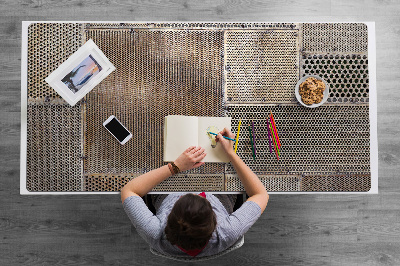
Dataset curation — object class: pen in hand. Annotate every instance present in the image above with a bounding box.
[207,132,235,141]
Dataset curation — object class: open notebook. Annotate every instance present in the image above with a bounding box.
[164,115,232,163]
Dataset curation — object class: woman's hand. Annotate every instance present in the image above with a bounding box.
[174,146,207,172]
[215,128,235,156]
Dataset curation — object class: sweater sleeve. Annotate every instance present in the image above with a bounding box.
[218,200,262,247]
[123,196,162,244]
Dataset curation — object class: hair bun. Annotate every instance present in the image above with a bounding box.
[177,219,188,231]
[165,194,217,250]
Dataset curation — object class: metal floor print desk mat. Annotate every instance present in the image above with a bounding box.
[20,22,377,194]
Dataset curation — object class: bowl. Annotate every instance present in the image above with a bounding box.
[295,75,330,108]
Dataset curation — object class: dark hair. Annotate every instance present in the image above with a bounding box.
[165,194,217,250]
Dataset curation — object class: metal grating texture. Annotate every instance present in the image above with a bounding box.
[84,174,224,192]
[300,53,369,104]
[225,174,300,192]
[83,28,225,179]
[153,174,224,192]
[84,174,137,192]
[224,30,299,104]
[27,23,83,103]
[24,22,372,193]
[226,105,370,178]
[301,23,368,53]
[26,104,82,191]
[300,174,371,192]
[85,23,298,30]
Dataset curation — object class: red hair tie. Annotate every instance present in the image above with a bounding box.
[198,192,206,198]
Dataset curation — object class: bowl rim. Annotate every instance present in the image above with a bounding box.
[295,75,330,108]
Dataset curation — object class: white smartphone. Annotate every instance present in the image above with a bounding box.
[103,115,132,145]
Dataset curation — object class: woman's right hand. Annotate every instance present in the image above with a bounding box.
[215,128,235,156]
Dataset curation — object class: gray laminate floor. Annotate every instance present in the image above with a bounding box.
[1,1,400,265]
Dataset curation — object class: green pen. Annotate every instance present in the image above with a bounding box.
[248,126,256,160]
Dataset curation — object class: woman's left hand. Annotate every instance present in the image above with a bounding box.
[174,146,207,172]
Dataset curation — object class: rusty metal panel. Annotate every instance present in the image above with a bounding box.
[26,23,84,192]
[85,22,298,30]
[225,174,300,192]
[26,104,83,191]
[27,23,83,103]
[300,53,369,104]
[226,105,370,177]
[84,174,224,192]
[301,23,368,53]
[300,174,371,192]
[84,174,137,192]
[224,30,300,104]
[24,22,372,193]
[83,29,225,176]
[153,174,224,192]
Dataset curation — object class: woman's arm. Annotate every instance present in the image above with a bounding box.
[216,129,269,213]
[120,165,171,202]
[121,146,207,203]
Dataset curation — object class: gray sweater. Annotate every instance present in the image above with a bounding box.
[123,192,261,258]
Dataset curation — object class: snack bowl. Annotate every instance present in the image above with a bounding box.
[295,75,330,108]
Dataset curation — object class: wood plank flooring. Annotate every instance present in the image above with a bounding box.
[1,0,400,265]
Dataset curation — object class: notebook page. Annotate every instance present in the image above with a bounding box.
[164,115,199,162]
[197,116,231,163]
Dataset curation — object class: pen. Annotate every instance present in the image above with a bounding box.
[207,132,235,141]
[266,119,272,154]
[251,121,256,156]
[248,126,256,160]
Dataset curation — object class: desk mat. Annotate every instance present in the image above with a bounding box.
[25,22,370,192]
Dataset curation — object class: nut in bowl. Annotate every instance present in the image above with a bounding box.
[295,75,330,108]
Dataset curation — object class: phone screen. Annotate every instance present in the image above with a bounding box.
[104,118,130,142]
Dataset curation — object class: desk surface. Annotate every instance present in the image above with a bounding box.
[20,22,377,194]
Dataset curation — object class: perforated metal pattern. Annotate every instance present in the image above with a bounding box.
[225,30,299,103]
[225,174,300,192]
[85,23,298,30]
[27,23,83,102]
[24,22,373,193]
[300,174,371,192]
[84,174,137,192]
[300,53,369,103]
[153,174,224,192]
[226,105,370,177]
[84,174,224,192]
[301,23,368,53]
[26,104,82,191]
[83,29,225,176]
